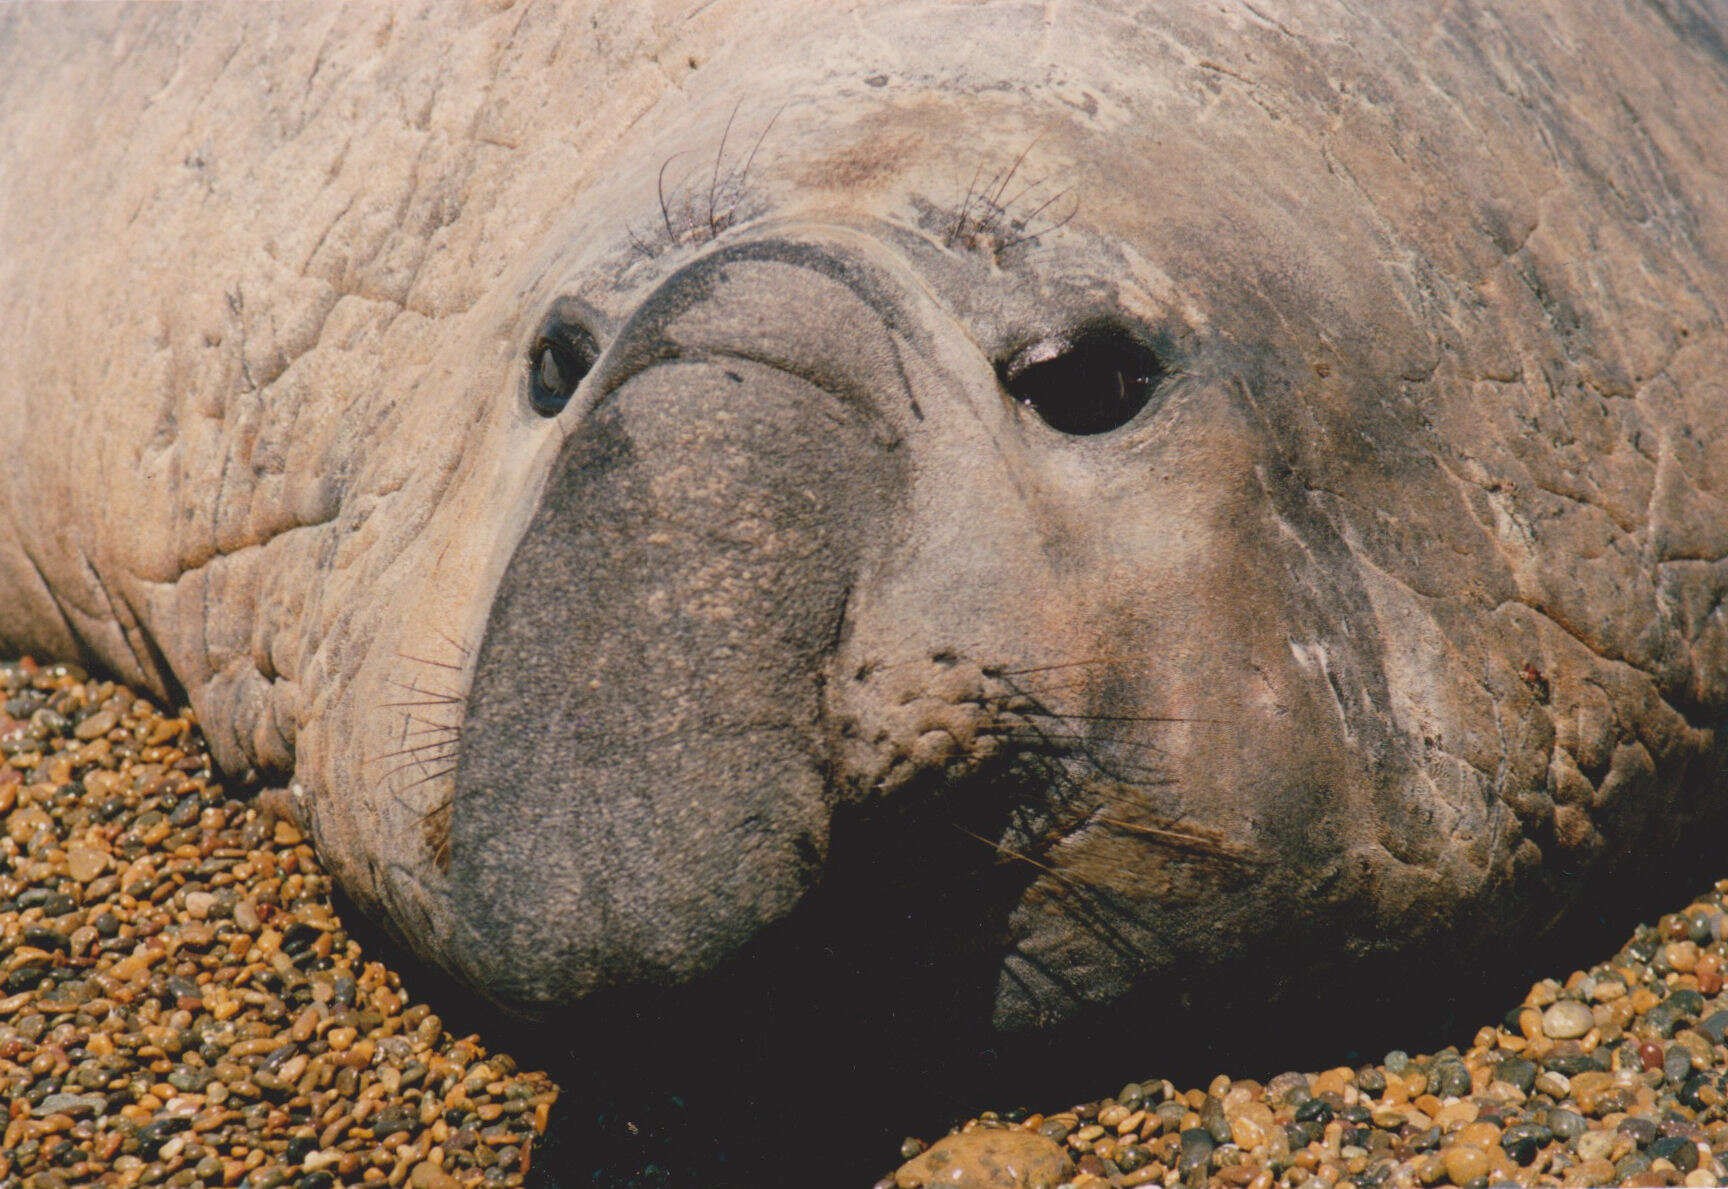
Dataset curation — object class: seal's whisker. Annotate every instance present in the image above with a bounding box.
[994,671,1139,695]
[373,763,450,791]
[1008,758,1169,789]
[954,825,1159,965]
[397,764,457,792]
[991,728,1169,757]
[998,717,1180,790]
[398,727,457,746]
[397,713,459,735]
[987,657,1138,677]
[1102,774,1181,792]
[712,104,782,232]
[1090,814,1266,867]
[705,100,741,237]
[1022,746,1175,794]
[1010,754,1174,788]
[371,749,459,783]
[948,157,990,247]
[657,150,694,242]
[997,188,1078,251]
[992,681,1106,704]
[985,134,1042,214]
[393,710,451,736]
[991,677,1152,741]
[997,168,1061,219]
[1003,189,1079,247]
[396,651,464,672]
[735,105,783,193]
[1017,710,1228,725]
[372,739,460,763]
[1017,186,1076,227]
[638,105,783,250]
[384,680,462,702]
[432,628,473,657]
[953,823,1068,882]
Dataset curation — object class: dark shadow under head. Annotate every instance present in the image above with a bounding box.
[333,798,1727,1189]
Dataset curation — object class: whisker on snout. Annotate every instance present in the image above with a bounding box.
[996,731,1172,758]
[985,657,1144,678]
[953,823,1081,886]
[369,753,458,785]
[383,681,462,704]
[369,628,473,868]
[432,628,474,656]
[991,735,1172,783]
[399,719,459,740]
[1018,710,1227,725]
[1090,814,1267,868]
[371,739,461,764]
[952,823,1162,970]
[396,764,457,792]
[395,651,466,672]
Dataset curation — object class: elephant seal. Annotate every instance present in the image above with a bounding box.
[1,0,1726,1043]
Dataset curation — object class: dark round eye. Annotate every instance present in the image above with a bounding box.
[528,321,598,416]
[999,325,1165,435]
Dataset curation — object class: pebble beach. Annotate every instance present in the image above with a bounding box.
[8,656,1728,1188]
[884,904,1728,1189]
[0,659,556,1189]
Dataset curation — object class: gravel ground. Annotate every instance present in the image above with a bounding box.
[10,653,1728,1189]
[884,899,1728,1188]
[0,658,556,1189]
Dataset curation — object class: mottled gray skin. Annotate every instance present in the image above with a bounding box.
[1,0,1727,1030]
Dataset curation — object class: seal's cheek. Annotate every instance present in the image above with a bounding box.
[827,377,1442,1028]
[972,518,1383,1024]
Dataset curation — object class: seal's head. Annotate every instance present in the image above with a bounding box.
[343,1,1727,1034]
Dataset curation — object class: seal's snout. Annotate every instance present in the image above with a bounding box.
[448,235,913,1010]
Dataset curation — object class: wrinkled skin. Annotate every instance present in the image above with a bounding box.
[1,0,1726,1037]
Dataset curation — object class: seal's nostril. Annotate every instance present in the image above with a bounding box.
[527,313,599,416]
[999,323,1164,436]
